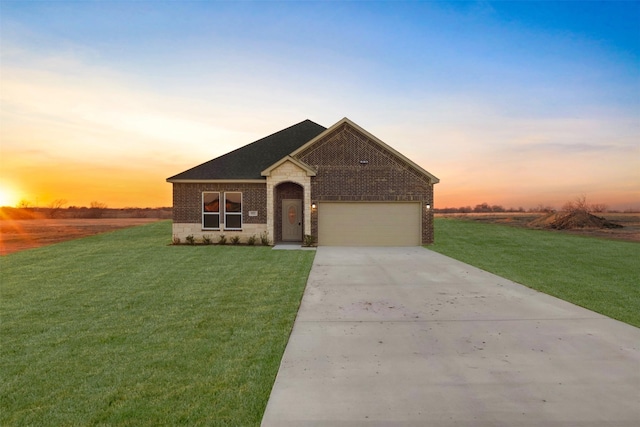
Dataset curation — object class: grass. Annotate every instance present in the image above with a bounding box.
[0,221,315,426]
[429,218,640,327]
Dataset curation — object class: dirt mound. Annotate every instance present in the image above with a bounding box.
[528,212,560,228]
[529,210,623,230]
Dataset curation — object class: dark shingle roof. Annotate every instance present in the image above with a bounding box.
[167,119,326,181]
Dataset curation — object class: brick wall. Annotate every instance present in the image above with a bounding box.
[172,182,267,224]
[295,123,436,244]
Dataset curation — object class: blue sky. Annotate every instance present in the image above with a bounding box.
[1,1,638,209]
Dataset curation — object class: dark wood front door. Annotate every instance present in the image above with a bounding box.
[282,199,302,241]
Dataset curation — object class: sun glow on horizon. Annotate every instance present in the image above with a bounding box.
[0,183,22,207]
[0,2,638,212]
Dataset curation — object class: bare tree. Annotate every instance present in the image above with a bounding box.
[17,199,32,208]
[47,199,68,218]
[87,201,108,218]
[561,195,609,214]
[90,201,108,209]
[562,195,590,213]
[473,203,492,213]
[48,199,67,209]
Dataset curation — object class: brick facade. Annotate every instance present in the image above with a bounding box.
[169,120,437,245]
[295,123,435,244]
[172,182,267,242]
[173,182,266,223]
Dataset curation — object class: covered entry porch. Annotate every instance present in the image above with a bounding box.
[262,156,314,244]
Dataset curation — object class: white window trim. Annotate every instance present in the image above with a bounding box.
[224,192,243,230]
[202,192,220,230]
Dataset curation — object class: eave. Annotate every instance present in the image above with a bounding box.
[166,178,266,184]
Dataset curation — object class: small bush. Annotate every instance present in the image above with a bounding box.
[260,231,270,246]
[218,234,227,245]
[247,235,256,246]
[303,234,316,247]
[202,235,212,245]
[230,235,241,245]
[172,235,181,245]
[185,235,195,245]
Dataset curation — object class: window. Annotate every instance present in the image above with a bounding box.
[202,192,220,229]
[224,192,242,230]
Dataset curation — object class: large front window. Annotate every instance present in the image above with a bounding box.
[202,192,220,229]
[224,192,242,230]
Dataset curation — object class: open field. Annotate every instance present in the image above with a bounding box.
[0,221,315,425]
[430,218,640,327]
[0,218,165,255]
[436,212,640,242]
[2,217,638,424]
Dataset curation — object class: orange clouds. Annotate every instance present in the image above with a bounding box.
[1,37,638,211]
[0,49,263,208]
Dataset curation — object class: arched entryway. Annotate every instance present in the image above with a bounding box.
[275,182,304,242]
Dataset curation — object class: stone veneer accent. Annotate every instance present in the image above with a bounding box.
[265,160,312,242]
[172,222,267,244]
[295,122,435,244]
[172,182,267,243]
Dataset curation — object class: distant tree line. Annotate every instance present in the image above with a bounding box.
[3,202,172,220]
[435,203,530,214]
[15,199,113,218]
[435,198,636,214]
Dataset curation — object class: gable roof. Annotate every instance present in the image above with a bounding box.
[291,117,440,184]
[167,119,326,182]
[261,155,317,177]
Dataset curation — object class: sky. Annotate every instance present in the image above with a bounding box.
[1,0,638,210]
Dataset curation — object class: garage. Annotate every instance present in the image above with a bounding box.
[318,202,421,246]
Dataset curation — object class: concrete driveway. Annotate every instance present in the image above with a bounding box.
[261,247,640,426]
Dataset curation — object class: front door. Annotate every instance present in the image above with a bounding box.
[282,199,302,241]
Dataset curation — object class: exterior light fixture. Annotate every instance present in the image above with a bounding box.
[359,160,369,165]
[311,203,317,209]
[426,204,431,210]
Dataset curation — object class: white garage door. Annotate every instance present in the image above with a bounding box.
[318,202,421,246]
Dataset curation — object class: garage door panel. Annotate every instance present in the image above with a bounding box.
[318,202,420,246]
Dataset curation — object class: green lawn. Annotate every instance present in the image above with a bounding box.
[430,218,640,327]
[0,221,315,426]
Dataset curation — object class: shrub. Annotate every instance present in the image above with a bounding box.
[202,235,212,245]
[260,231,270,246]
[172,235,181,245]
[218,234,227,245]
[303,234,316,247]
[247,235,257,246]
[230,235,241,245]
[185,235,195,245]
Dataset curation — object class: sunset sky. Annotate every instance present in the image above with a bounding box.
[1,1,638,210]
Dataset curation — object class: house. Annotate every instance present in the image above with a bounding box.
[167,118,439,246]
